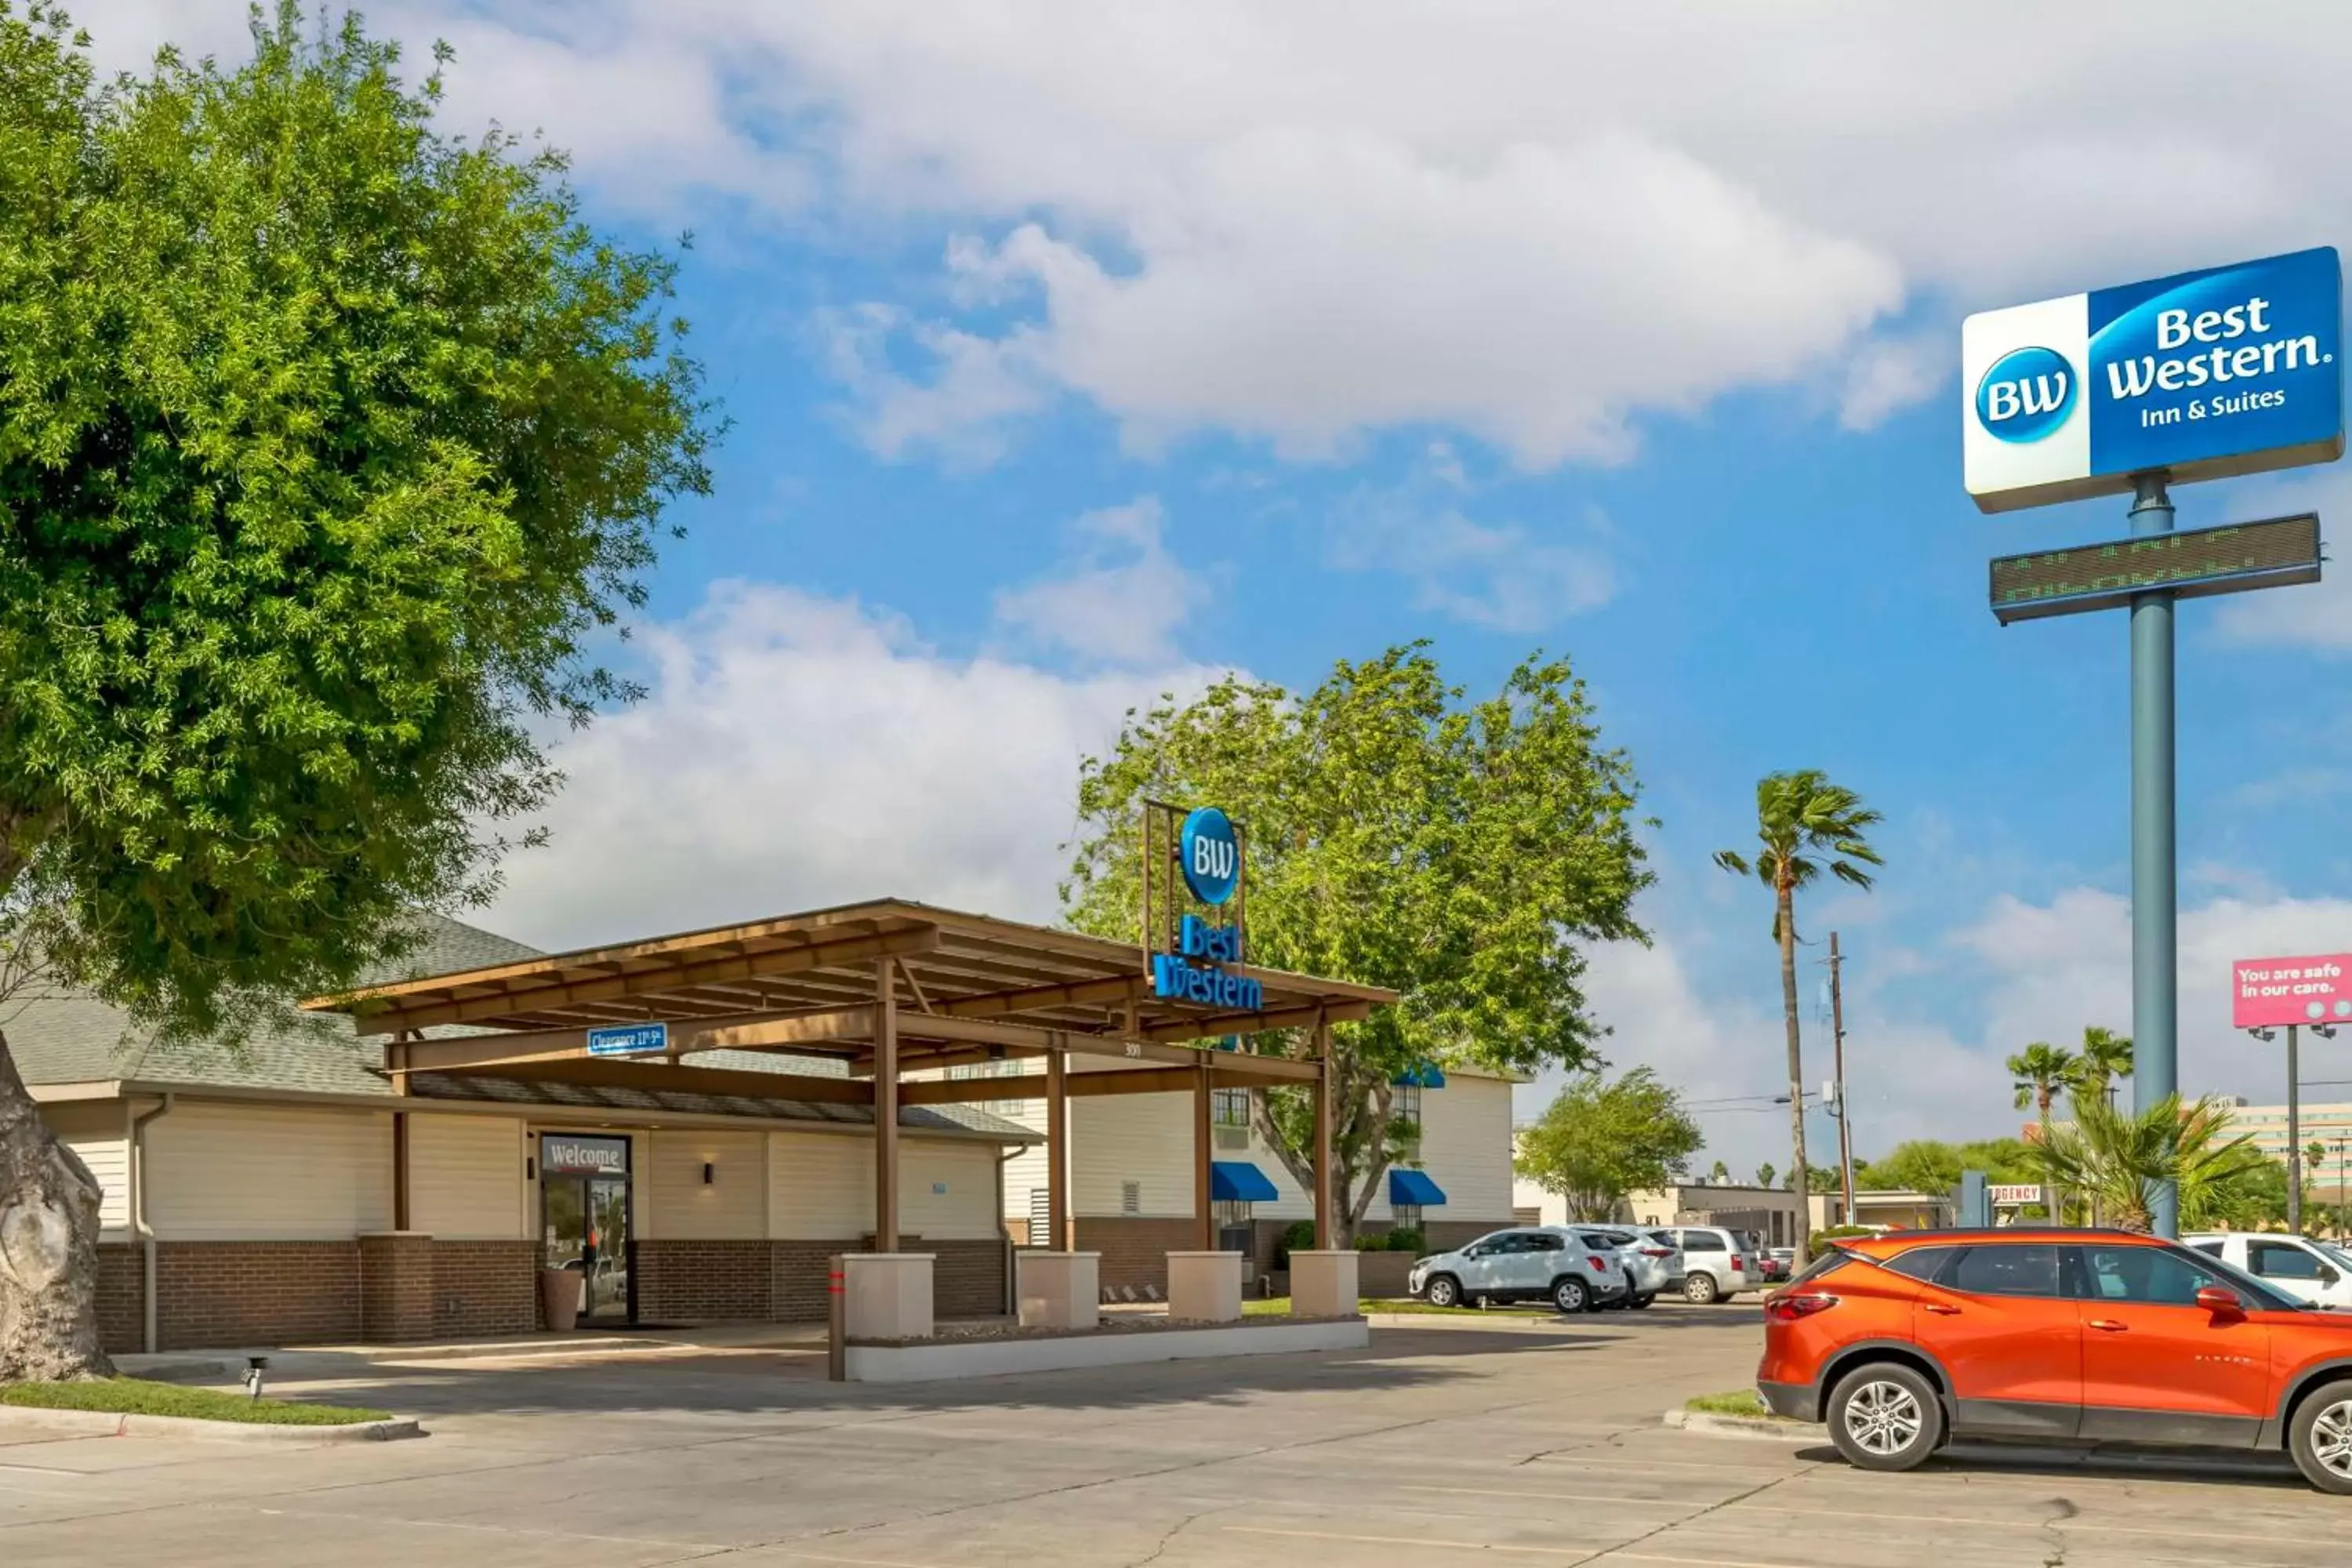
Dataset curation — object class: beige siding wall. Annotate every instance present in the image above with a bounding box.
[1073,1091,1194,1218]
[1416,1073,1514,1219]
[39,1102,129,1237]
[409,1115,526,1240]
[147,1102,392,1240]
[768,1131,870,1240]
[899,1141,1003,1240]
[648,1130,766,1240]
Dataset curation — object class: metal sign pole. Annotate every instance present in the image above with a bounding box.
[2289,1025,2303,1235]
[2128,470,2180,1238]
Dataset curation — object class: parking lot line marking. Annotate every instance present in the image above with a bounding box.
[1726,1502,2344,1550]
[1226,1525,1588,1556]
[1403,1485,1700,1507]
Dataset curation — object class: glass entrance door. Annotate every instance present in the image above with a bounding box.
[538,1134,633,1326]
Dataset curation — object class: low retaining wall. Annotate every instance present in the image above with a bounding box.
[844,1318,1369,1383]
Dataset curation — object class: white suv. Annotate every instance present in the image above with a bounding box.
[1657,1225,1752,1303]
[2187,1232,2352,1310]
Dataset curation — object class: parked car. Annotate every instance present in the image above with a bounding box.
[1572,1227,1667,1308]
[1659,1225,1753,1303]
[1639,1229,1689,1292]
[1756,1247,1792,1283]
[1409,1227,1628,1313]
[1758,1227,2352,1492]
[2187,1232,2352,1311]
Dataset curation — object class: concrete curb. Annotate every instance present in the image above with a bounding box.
[0,1406,423,1444]
[1664,1407,1824,1443]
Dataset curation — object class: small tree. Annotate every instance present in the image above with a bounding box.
[1755,1162,1777,1190]
[1715,771,1882,1269]
[2069,1025,2132,1112]
[2030,1094,2270,1232]
[2009,1041,2077,1222]
[0,5,713,1378]
[1514,1067,1702,1221]
[1064,645,1650,1239]
[1709,1160,1731,1185]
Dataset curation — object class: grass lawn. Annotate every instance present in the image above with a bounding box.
[1242,1296,1538,1317]
[1685,1390,1773,1417]
[0,1377,390,1425]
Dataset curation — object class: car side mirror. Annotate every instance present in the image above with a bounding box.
[2323,1265,2342,1287]
[1463,1246,1485,1259]
[2195,1285,2244,1316]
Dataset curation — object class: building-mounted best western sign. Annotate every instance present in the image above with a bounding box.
[1964,247,2343,512]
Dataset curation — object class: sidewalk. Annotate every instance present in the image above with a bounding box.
[116,1319,836,1384]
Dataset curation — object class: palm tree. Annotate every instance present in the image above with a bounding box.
[2069,1025,2132,1112]
[2010,1041,2077,1224]
[2029,1094,2268,1232]
[1709,1160,1730,1185]
[1755,1162,1776,1189]
[1716,771,1883,1269]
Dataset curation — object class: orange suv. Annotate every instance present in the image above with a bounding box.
[1758,1228,2352,1491]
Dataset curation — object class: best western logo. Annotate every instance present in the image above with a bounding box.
[1976,346,2076,443]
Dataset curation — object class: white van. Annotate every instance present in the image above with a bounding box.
[2185,1232,2352,1310]
[1657,1225,1753,1303]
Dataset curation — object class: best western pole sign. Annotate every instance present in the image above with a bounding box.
[1965,247,2343,512]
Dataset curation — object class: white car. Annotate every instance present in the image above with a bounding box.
[1572,1226,1668,1308]
[1657,1225,1754,1303]
[2186,1232,2352,1309]
[1408,1227,1628,1313]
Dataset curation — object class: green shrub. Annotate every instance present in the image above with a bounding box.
[1275,1218,1318,1268]
[1356,1232,1388,1250]
[1385,1226,1426,1255]
[1806,1225,1876,1255]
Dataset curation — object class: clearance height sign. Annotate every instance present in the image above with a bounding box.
[1964,248,2343,512]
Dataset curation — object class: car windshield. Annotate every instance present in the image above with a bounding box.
[2314,1240,2352,1275]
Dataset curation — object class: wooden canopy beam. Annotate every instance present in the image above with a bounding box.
[346,925,942,1034]
[1139,998,1374,1043]
[432,1054,877,1105]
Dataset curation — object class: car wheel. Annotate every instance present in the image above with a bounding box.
[1628,1293,1654,1310]
[1827,1364,1944,1473]
[2289,1377,2352,1494]
[1683,1272,1719,1305]
[1423,1274,1461,1309]
[1551,1276,1587,1314]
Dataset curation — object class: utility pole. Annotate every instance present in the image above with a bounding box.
[1830,932,1855,1228]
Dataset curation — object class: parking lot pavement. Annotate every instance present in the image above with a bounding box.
[2,1301,2346,1566]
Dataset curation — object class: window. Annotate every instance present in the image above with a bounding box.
[1392,1083,1424,1166]
[1682,1230,1726,1252]
[2074,1244,2233,1306]
[1211,1086,1251,1151]
[1789,1252,1852,1286]
[946,1057,1033,1112]
[1884,1246,1956,1283]
[1212,1199,1252,1229]
[1393,1204,1422,1226]
[1945,1243,2061,1298]
[2190,1241,2226,1258]
[2251,1240,2328,1281]
[1526,1232,1566,1252]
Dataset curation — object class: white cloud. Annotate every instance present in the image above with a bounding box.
[81,3,2352,467]
[485,581,1218,948]
[818,304,1051,469]
[1838,332,1951,432]
[991,497,1207,666]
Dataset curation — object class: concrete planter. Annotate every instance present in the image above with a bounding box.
[844,1318,1368,1383]
[843,1253,934,1341]
[538,1269,579,1333]
[1016,1251,1099,1330]
[1288,1250,1359,1318]
[1166,1250,1244,1323]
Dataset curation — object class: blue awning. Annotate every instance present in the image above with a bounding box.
[1392,1064,1446,1088]
[1210,1161,1280,1203]
[1389,1168,1448,1207]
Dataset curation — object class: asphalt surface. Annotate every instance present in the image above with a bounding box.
[2,1302,2345,1566]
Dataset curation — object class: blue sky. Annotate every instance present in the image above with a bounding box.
[88,2,2352,1171]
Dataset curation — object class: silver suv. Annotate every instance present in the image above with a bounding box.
[1408,1227,1627,1313]
[1657,1225,1753,1303]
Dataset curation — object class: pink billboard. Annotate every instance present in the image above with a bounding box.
[2233,953,2352,1029]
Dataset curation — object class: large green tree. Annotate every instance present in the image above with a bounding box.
[1063,644,1651,1237]
[0,5,712,1377]
[1713,771,1882,1269]
[1515,1067,1701,1221]
[1857,1138,2038,1192]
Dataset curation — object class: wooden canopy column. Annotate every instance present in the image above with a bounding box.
[1045,1044,1069,1250]
[390,1032,414,1232]
[1193,1051,1215,1250]
[874,957,899,1250]
[1312,1017,1333,1250]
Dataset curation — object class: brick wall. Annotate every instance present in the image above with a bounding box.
[154,1241,359,1350]
[358,1233,436,1343]
[636,1240,774,1323]
[432,1241,537,1338]
[1073,1217,1199,1294]
[931,1240,1007,1319]
[93,1243,143,1356]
